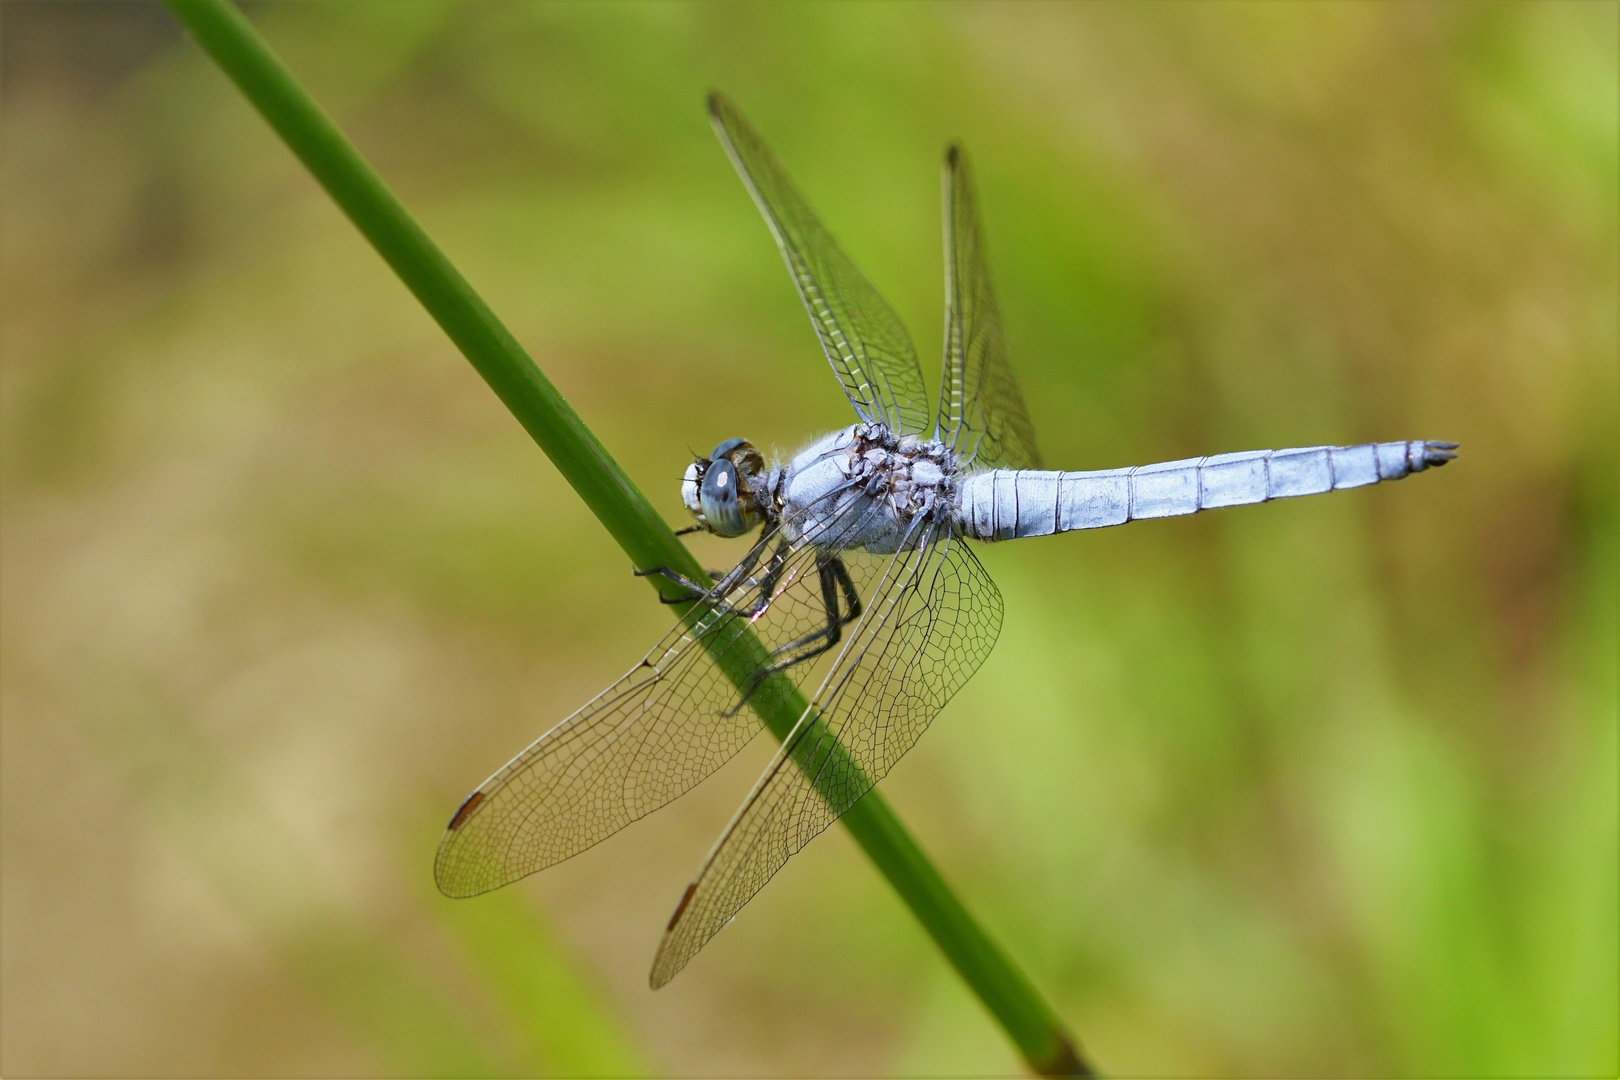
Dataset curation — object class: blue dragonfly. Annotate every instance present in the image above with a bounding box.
[435,93,1457,987]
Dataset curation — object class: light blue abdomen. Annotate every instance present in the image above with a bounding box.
[955,440,1457,541]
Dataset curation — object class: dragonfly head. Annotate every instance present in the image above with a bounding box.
[682,438,766,538]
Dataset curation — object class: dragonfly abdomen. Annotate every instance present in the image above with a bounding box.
[954,440,1457,541]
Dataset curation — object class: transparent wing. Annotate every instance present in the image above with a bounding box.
[709,92,931,435]
[939,145,1042,471]
[650,523,1003,986]
[434,501,888,898]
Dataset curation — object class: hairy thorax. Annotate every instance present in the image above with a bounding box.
[773,423,959,554]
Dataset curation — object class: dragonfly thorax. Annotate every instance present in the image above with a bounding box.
[780,423,958,554]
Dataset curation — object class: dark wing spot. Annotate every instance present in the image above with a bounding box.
[667,883,698,931]
[447,790,486,831]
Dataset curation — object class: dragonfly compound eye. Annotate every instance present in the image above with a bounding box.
[699,458,747,536]
[709,437,765,478]
[699,457,765,537]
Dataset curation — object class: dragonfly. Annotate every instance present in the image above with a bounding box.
[435,92,1457,988]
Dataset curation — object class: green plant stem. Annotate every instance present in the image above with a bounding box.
[162,1,1091,1074]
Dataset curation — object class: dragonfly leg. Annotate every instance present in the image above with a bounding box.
[733,538,791,618]
[633,565,712,604]
[726,556,862,715]
[634,534,780,611]
[768,556,862,663]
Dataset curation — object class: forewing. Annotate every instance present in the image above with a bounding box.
[650,524,1003,986]
[709,93,930,435]
[939,145,1041,470]
[435,508,883,898]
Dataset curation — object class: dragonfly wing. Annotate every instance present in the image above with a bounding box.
[939,145,1042,471]
[709,92,931,436]
[435,508,877,898]
[650,523,1003,986]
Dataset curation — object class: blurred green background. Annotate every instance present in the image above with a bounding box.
[2,1,1614,1075]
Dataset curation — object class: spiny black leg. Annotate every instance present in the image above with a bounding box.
[710,536,789,619]
[762,557,851,661]
[726,556,863,716]
[635,534,778,612]
[828,556,862,623]
[742,538,791,617]
[632,565,709,604]
[710,534,768,596]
